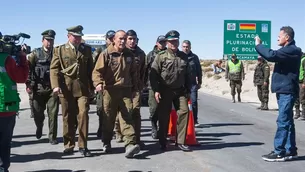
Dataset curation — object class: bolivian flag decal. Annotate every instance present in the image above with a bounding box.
[239,23,256,33]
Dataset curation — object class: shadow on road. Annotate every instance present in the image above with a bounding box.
[26,170,86,172]
[194,142,264,150]
[11,152,84,163]
[201,123,254,128]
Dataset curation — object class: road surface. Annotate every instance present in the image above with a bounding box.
[10,92,305,172]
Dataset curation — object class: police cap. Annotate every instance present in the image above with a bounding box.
[231,53,237,58]
[156,35,166,43]
[66,25,84,36]
[165,30,180,40]
[126,30,137,37]
[41,29,56,40]
[106,30,115,39]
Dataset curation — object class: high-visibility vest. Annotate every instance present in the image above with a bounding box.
[228,60,241,73]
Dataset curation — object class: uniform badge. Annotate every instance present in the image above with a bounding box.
[170,32,175,36]
[126,57,132,64]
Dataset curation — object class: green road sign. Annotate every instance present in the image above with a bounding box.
[223,20,271,60]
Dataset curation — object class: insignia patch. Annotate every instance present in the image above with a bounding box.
[126,57,132,63]
[170,32,175,36]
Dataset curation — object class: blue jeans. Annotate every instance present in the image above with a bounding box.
[190,85,198,123]
[0,114,16,172]
[274,93,297,155]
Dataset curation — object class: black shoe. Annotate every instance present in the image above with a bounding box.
[63,147,74,155]
[160,144,167,151]
[36,126,43,139]
[262,151,285,162]
[49,139,58,145]
[285,152,298,160]
[177,144,192,152]
[79,148,92,157]
[102,144,111,153]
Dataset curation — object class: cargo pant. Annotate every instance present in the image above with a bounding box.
[96,92,104,137]
[28,92,34,117]
[294,83,305,117]
[230,80,242,96]
[60,95,89,149]
[257,84,269,103]
[103,87,136,146]
[114,91,142,143]
[148,89,158,125]
[156,87,189,145]
[32,91,59,140]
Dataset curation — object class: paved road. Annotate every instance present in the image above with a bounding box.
[10,92,305,172]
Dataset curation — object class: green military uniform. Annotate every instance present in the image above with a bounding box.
[26,30,59,144]
[144,35,167,139]
[94,30,115,138]
[253,57,270,110]
[225,54,245,103]
[150,30,192,151]
[50,25,94,156]
[92,41,140,158]
[294,54,305,120]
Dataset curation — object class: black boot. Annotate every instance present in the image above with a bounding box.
[294,107,300,119]
[232,96,236,103]
[261,102,269,110]
[237,93,241,102]
[299,107,305,120]
[257,102,263,109]
[151,121,158,139]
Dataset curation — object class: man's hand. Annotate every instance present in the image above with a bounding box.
[53,87,61,96]
[302,84,305,89]
[155,92,161,103]
[254,36,262,46]
[95,84,103,92]
[263,82,268,86]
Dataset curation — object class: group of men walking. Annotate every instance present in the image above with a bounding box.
[25,26,203,159]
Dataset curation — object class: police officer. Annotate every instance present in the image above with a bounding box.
[253,56,270,110]
[181,40,202,127]
[294,53,305,120]
[94,30,115,138]
[150,30,192,151]
[114,30,146,145]
[145,35,167,139]
[50,25,94,157]
[225,54,245,103]
[26,30,59,144]
[92,30,140,158]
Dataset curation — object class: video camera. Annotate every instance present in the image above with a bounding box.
[0,32,31,56]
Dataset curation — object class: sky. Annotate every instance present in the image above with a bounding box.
[1,0,304,59]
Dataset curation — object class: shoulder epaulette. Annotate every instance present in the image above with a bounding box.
[158,50,166,55]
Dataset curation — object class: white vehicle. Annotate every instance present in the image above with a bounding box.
[82,34,106,50]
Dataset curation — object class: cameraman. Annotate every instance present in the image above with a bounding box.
[0,46,29,172]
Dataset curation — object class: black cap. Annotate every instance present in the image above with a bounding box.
[41,29,56,39]
[126,30,137,37]
[106,30,115,39]
[156,35,166,43]
[165,30,180,40]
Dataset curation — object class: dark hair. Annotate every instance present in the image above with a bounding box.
[183,40,191,46]
[280,26,294,41]
[126,30,137,37]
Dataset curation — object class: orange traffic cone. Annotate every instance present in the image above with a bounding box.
[185,99,200,146]
[168,104,177,141]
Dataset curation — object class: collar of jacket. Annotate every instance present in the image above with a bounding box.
[107,43,129,54]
